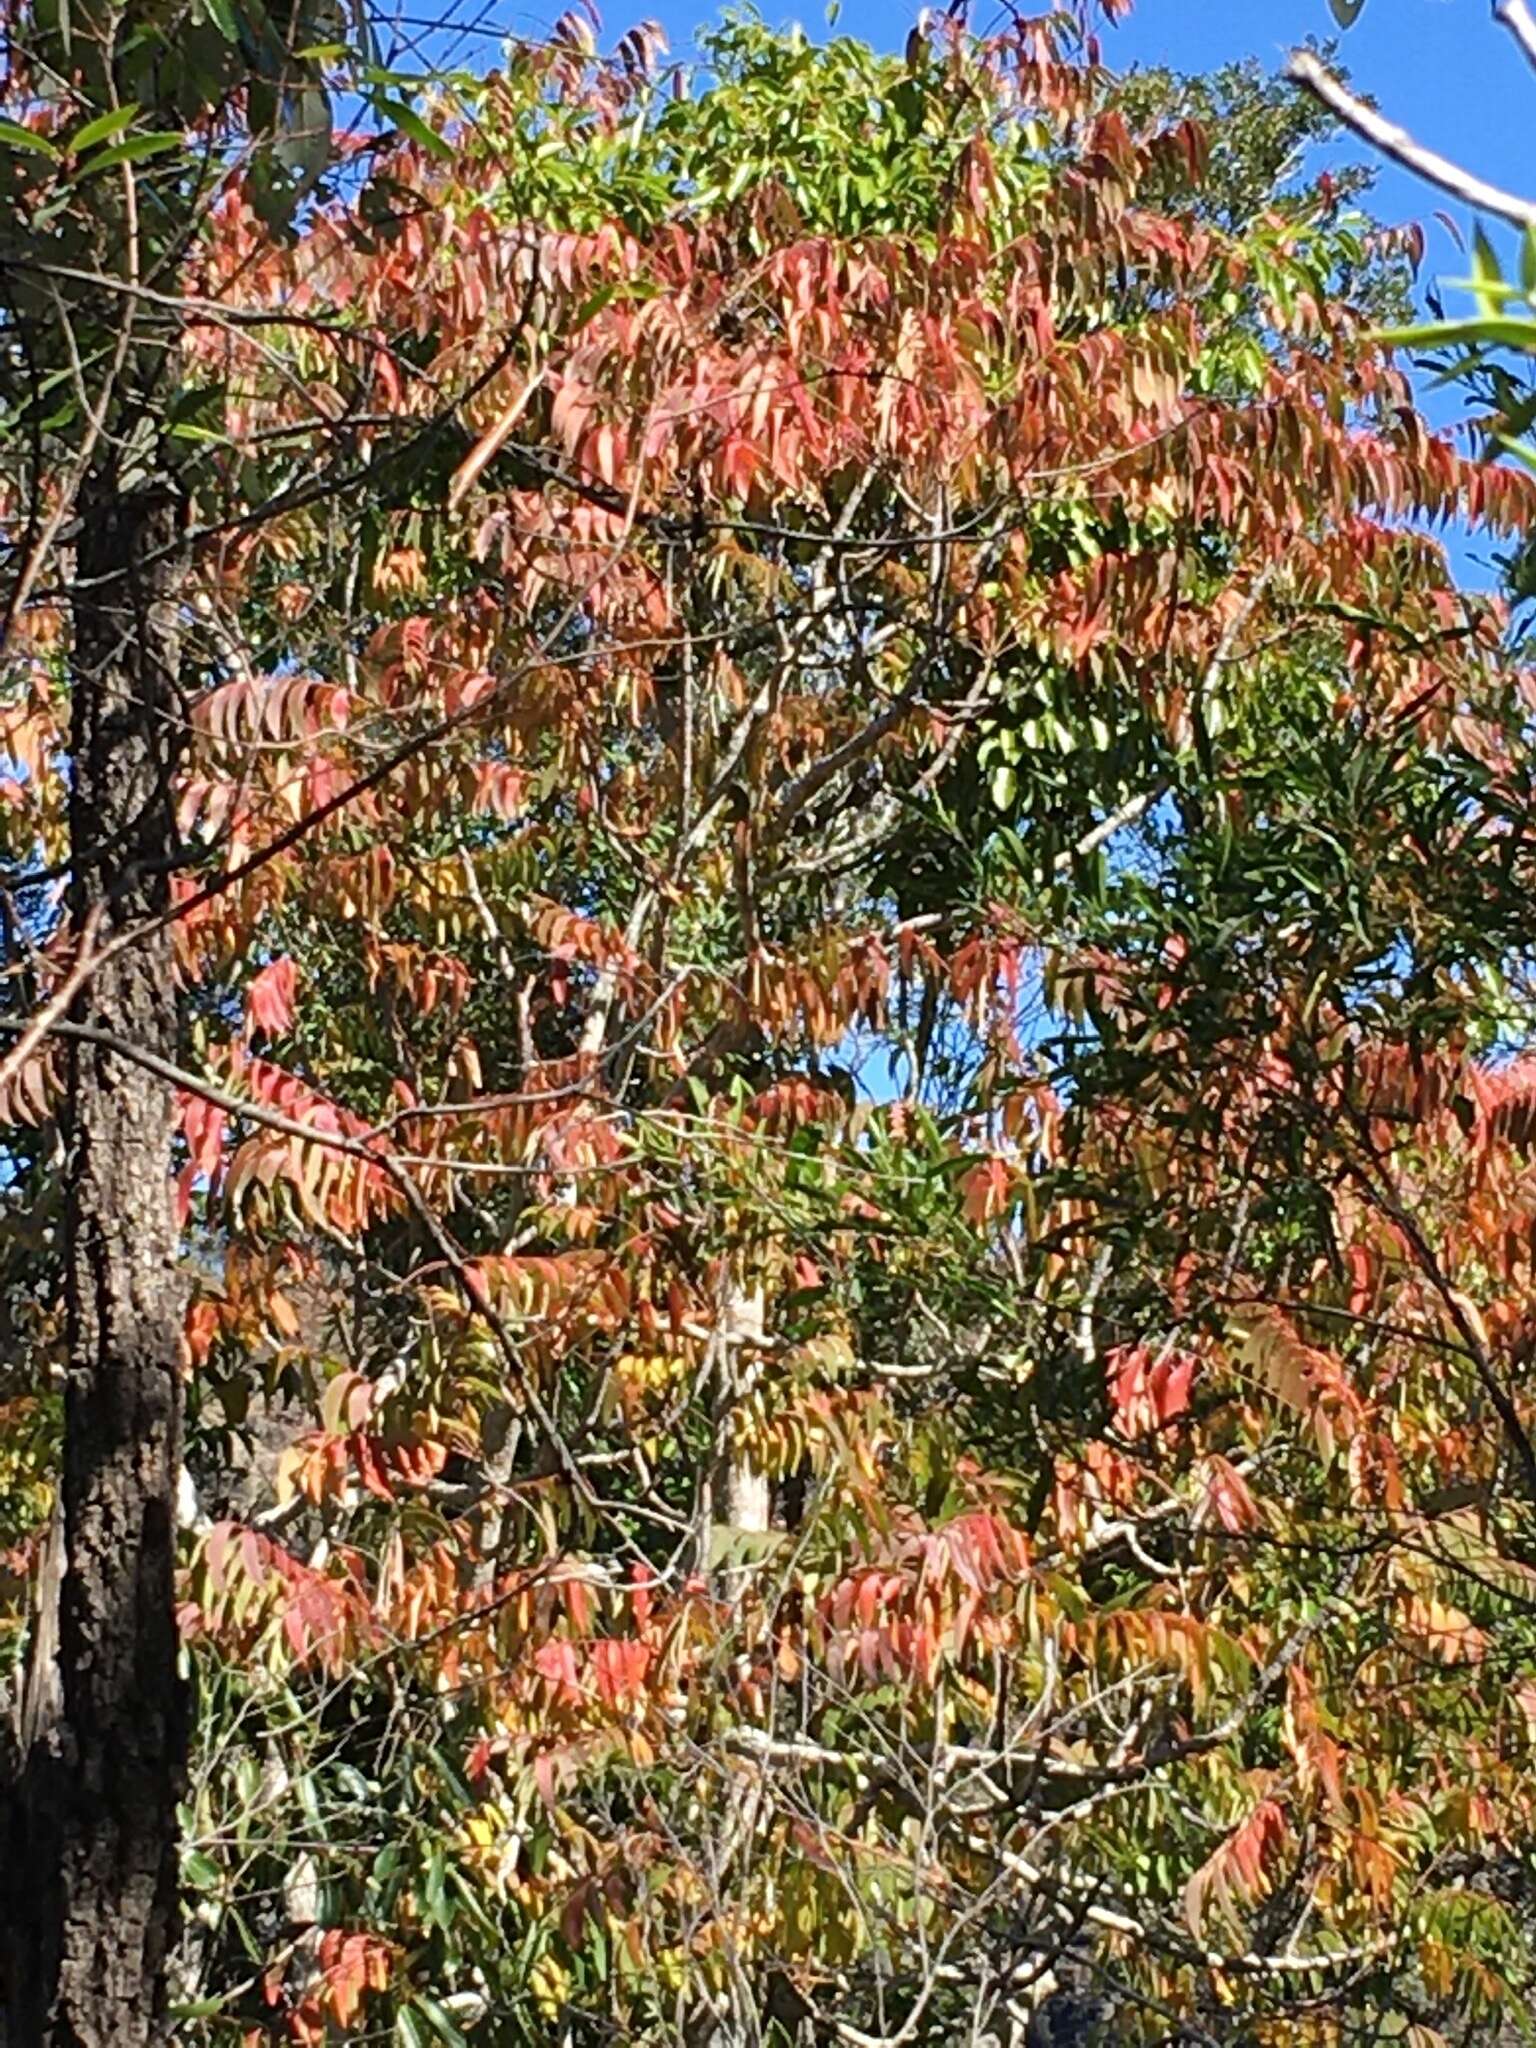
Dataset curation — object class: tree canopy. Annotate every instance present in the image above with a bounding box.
[7,4,1536,2044]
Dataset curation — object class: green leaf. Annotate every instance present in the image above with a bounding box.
[76,131,184,177]
[183,1849,222,1889]
[1495,432,1536,474]
[1327,0,1366,22]
[426,1742,472,1808]
[374,96,453,162]
[1375,316,1536,354]
[1522,225,1536,302]
[415,1996,470,2047]
[200,0,239,39]
[1470,225,1509,317]
[0,117,60,158]
[423,1843,450,1928]
[395,2012,430,2048]
[70,104,140,153]
[708,1523,786,1568]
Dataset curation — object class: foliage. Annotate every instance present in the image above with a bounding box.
[7,3,1536,2043]
[1305,0,1536,601]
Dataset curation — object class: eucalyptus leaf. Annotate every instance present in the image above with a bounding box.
[272,79,334,190]
[70,104,140,154]
[1471,224,1510,317]
[415,1996,470,2047]
[1377,316,1536,353]
[75,131,184,177]
[374,95,453,162]
[0,116,60,157]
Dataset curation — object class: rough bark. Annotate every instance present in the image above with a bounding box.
[4,483,189,2046]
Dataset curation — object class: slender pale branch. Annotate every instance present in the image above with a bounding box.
[1287,49,1536,229]
[1496,0,1536,77]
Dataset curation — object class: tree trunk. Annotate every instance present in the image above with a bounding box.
[4,483,189,2046]
[697,1282,772,1599]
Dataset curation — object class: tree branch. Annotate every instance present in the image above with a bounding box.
[1496,0,1536,77]
[1287,49,1536,229]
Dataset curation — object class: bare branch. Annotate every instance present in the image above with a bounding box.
[1496,0,1536,77]
[1287,49,1536,229]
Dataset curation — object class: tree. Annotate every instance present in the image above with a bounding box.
[0,0,373,2036]
[7,4,1536,2044]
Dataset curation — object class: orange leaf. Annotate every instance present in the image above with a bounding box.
[1184,1799,1289,1939]
[245,957,298,1038]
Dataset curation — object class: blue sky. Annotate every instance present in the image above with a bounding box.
[1100,0,1533,281]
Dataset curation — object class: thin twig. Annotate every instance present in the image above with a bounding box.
[0,903,103,1103]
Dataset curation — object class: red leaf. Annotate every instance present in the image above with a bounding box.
[1108,1345,1198,1437]
[246,956,298,1039]
[1201,1456,1261,1535]
[534,1638,582,1703]
[1184,1799,1289,1938]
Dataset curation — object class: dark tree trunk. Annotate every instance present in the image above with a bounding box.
[4,483,189,2046]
